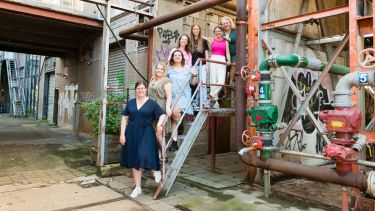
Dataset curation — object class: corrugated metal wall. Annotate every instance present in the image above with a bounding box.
[108,47,125,94]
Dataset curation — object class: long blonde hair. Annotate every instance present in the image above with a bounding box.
[153,62,167,80]
[221,16,235,29]
[190,24,204,53]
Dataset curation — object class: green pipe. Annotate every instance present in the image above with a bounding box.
[259,54,349,75]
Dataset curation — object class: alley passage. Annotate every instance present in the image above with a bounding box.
[0,114,94,184]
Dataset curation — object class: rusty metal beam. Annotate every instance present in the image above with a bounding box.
[119,0,231,37]
[123,34,148,41]
[0,1,102,28]
[261,5,349,30]
[244,0,258,183]
[358,16,374,35]
[80,0,153,17]
[239,155,368,191]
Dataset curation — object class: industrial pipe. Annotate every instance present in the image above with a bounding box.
[123,34,148,41]
[119,0,231,37]
[235,0,248,152]
[333,71,375,107]
[259,54,349,75]
[352,134,367,152]
[239,153,369,192]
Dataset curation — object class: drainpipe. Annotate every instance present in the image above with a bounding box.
[119,0,231,37]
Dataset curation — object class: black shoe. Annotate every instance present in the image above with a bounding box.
[178,124,184,135]
[169,141,179,152]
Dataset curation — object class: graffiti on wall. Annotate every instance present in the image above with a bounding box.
[156,44,173,63]
[155,27,180,63]
[157,27,180,44]
[282,129,306,152]
[58,84,78,127]
[281,70,334,153]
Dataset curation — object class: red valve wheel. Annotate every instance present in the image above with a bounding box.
[242,130,252,146]
[359,48,375,69]
[240,66,251,81]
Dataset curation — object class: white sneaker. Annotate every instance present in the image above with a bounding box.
[153,171,161,183]
[212,102,220,109]
[130,186,142,198]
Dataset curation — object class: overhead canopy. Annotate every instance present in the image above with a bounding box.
[0,1,102,57]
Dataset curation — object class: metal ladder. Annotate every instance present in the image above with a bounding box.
[154,109,209,198]
[6,59,25,116]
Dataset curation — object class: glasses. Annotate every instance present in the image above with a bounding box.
[136,87,146,90]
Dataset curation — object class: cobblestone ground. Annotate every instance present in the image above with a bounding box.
[0,115,96,190]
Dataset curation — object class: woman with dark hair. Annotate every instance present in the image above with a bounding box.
[207,26,231,109]
[190,24,210,109]
[119,80,166,198]
[168,34,192,67]
[167,50,197,152]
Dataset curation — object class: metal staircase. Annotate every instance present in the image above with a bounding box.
[154,109,209,198]
[153,58,235,199]
[6,59,25,116]
[153,58,210,199]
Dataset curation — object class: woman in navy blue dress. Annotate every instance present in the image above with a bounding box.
[119,81,166,198]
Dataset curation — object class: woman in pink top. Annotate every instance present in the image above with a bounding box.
[168,34,192,67]
[208,26,231,109]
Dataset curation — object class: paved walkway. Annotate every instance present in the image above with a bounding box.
[0,115,340,210]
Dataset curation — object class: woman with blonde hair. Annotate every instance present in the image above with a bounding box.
[221,16,236,85]
[190,24,210,109]
[148,62,174,183]
[149,63,172,118]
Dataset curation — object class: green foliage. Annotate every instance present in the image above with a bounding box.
[81,72,126,137]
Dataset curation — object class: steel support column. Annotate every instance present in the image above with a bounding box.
[244,0,258,183]
[119,0,231,37]
[97,0,111,166]
[235,0,247,153]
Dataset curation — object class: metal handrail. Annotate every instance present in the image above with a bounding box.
[159,57,236,179]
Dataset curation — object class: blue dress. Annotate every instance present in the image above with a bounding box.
[120,98,165,170]
[168,67,194,115]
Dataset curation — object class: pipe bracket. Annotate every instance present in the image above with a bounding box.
[269,54,278,68]
[306,58,322,71]
[236,20,248,25]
